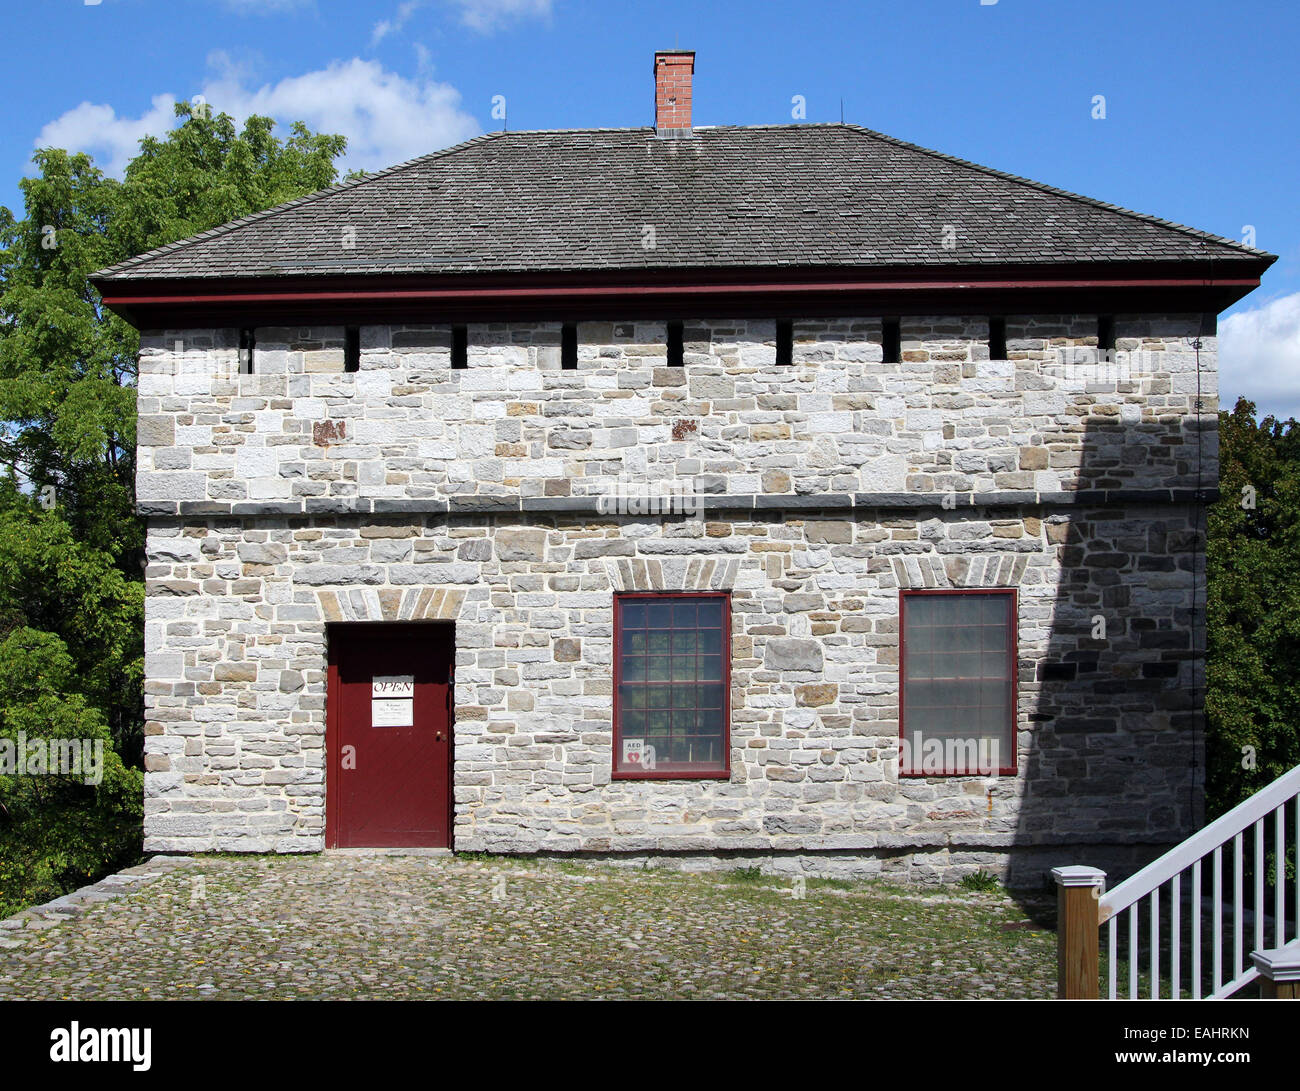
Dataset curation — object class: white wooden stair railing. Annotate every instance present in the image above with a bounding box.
[1053,762,1300,998]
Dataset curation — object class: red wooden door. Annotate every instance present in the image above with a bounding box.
[327,624,453,848]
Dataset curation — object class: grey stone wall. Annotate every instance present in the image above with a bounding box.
[138,315,1214,883]
[136,315,1216,512]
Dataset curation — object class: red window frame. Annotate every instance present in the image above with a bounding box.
[612,591,732,780]
[899,588,1018,777]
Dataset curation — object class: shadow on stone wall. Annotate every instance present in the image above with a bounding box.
[1004,404,1209,894]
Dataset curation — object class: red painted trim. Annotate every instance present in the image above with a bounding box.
[326,639,339,848]
[611,591,732,781]
[446,655,456,852]
[898,587,1019,778]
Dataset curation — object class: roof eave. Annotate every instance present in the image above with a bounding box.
[96,256,1274,328]
[94,256,1276,329]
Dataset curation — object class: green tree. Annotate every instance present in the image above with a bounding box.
[1206,397,1300,817]
[0,479,143,759]
[0,103,347,913]
[112,107,346,266]
[0,104,347,566]
[0,625,142,917]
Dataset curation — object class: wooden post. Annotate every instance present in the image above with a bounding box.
[1251,945,1300,998]
[1052,865,1105,999]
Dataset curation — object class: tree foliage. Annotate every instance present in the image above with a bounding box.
[0,624,142,918]
[0,104,346,913]
[1206,397,1300,817]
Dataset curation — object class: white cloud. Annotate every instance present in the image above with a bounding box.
[33,94,178,177]
[34,57,481,181]
[1219,291,1300,422]
[372,0,426,46]
[446,0,552,33]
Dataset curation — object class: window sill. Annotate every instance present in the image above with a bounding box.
[612,769,731,781]
[898,766,1017,779]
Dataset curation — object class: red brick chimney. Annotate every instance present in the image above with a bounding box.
[654,50,695,137]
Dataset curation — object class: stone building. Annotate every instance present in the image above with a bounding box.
[94,51,1275,884]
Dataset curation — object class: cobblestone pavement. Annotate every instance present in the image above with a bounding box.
[0,854,1056,999]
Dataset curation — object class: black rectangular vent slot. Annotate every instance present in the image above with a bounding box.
[1098,315,1115,356]
[775,319,793,366]
[667,320,684,367]
[561,323,577,370]
[344,326,360,373]
[451,325,467,370]
[989,317,1007,361]
[882,319,900,364]
[238,328,255,375]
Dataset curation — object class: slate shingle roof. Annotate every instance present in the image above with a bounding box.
[93,124,1267,282]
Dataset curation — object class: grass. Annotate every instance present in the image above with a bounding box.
[959,870,1002,893]
[805,876,857,891]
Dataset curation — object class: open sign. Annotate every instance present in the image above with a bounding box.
[372,675,414,697]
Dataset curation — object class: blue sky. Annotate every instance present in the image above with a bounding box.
[4,0,1298,416]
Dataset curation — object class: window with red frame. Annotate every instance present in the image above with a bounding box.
[614,593,730,778]
[900,590,1016,776]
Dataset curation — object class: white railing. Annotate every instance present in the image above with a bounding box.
[1097,764,1300,998]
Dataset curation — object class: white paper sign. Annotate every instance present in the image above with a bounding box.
[372,698,414,727]
[372,675,414,727]
[623,738,644,766]
[372,675,414,697]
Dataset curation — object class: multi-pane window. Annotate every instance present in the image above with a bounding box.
[614,593,730,778]
[900,590,1016,776]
